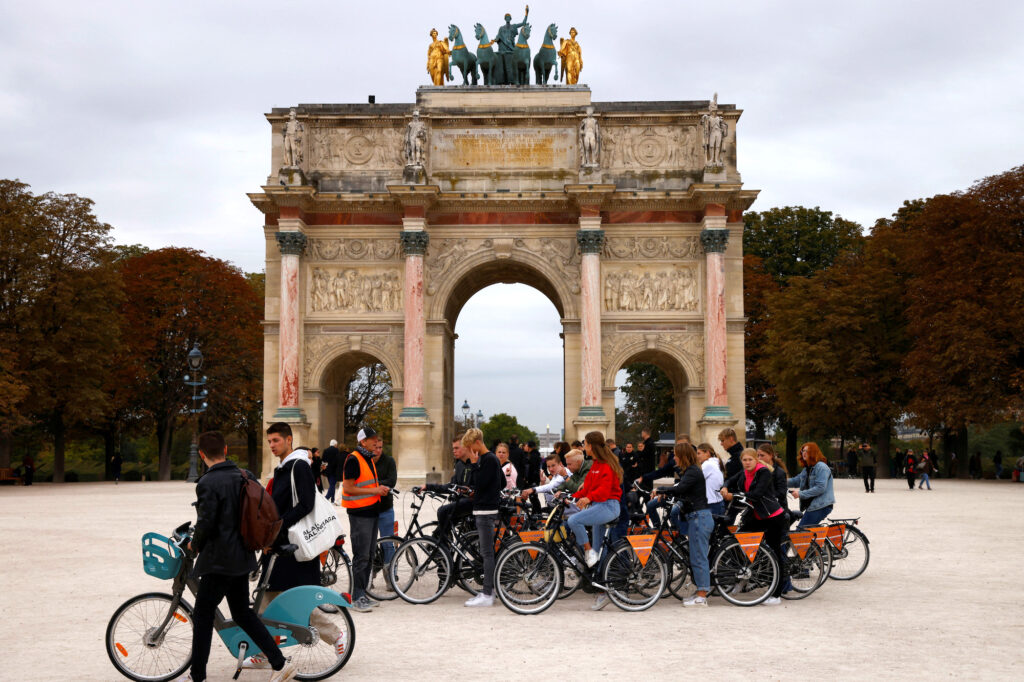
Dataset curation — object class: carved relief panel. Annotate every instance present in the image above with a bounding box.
[603,265,699,313]
[309,267,402,313]
[603,236,701,260]
[308,126,405,172]
[600,126,702,171]
[307,238,400,262]
[601,331,705,386]
[424,237,581,297]
[303,332,403,387]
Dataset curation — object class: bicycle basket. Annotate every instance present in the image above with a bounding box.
[142,532,183,580]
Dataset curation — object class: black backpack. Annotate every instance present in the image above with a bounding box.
[239,472,282,551]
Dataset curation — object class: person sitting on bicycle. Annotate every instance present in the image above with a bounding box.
[756,443,789,516]
[786,442,835,527]
[722,448,789,605]
[565,432,623,570]
[637,442,682,528]
[520,452,567,508]
[655,442,714,607]
[182,431,295,682]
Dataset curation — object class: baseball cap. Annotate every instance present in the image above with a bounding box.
[357,426,378,442]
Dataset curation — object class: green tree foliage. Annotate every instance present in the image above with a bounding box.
[345,362,392,445]
[618,362,674,436]
[0,180,122,479]
[743,255,780,439]
[481,412,538,447]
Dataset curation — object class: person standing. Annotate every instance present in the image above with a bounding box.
[496,442,518,489]
[372,436,398,562]
[994,451,1004,479]
[905,449,918,490]
[917,452,933,490]
[619,442,641,486]
[655,443,712,608]
[21,453,34,486]
[641,428,658,473]
[787,443,835,527]
[508,435,526,484]
[461,428,504,607]
[110,452,122,484]
[859,443,876,493]
[181,431,294,682]
[321,439,341,503]
[696,443,726,516]
[342,427,389,611]
[309,448,323,493]
[846,448,858,479]
[523,440,542,512]
[718,427,744,480]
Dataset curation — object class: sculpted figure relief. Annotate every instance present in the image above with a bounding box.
[495,6,530,85]
[404,110,427,167]
[426,28,451,85]
[311,268,401,313]
[282,108,304,168]
[701,93,729,168]
[604,267,698,312]
[580,106,600,168]
[604,236,701,260]
[558,27,582,84]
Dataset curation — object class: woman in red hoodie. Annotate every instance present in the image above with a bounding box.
[565,431,624,569]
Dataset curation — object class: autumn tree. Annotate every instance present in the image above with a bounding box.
[344,363,392,444]
[618,362,675,437]
[0,180,122,480]
[743,255,781,440]
[120,248,263,480]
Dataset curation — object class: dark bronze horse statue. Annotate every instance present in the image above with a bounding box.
[448,24,478,85]
[474,23,500,85]
[533,23,558,84]
[511,24,531,85]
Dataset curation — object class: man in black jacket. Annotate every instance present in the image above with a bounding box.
[641,428,658,473]
[185,431,294,682]
[321,439,341,503]
[718,427,744,480]
[461,427,503,607]
[522,440,542,512]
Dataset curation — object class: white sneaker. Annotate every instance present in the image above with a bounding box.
[683,595,709,607]
[763,596,782,605]
[464,592,495,607]
[335,633,347,657]
[591,593,610,610]
[585,548,600,567]
[242,655,271,669]
[268,660,297,682]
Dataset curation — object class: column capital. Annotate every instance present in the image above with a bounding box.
[275,231,307,256]
[576,228,606,254]
[700,228,729,254]
[400,230,430,256]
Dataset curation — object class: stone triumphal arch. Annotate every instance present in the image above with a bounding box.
[251,86,758,482]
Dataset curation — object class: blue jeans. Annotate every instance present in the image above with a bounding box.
[645,498,661,526]
[671,503,688,536]
[610,487,629,546]
[325,474,338,502]
[377,508,396,562]
[566,499,620,554]
[707,500,725,517]
[686,509,713,593]
[918,473,931,489]
[797,505,833,528]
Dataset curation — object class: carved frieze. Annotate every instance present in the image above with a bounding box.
[307,238,400,261]
[425,239,493,295]
[310,267,402,313]
[308,126,405,171]
[303,332,403,386]
[604,266,698,313]
[601,330,705,385]
[600,125,702,170]
[515,237,582,295]
[424,237,582,296]
[603,236,701,260]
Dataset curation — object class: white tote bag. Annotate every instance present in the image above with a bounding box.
[287,462,345,562]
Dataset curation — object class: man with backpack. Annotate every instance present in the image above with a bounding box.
[180,430,295,682]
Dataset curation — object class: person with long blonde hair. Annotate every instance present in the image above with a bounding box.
[787,442,835,528]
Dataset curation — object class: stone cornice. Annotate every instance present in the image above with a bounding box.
[388,184,441,211]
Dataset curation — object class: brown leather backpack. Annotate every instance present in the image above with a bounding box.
[239,472,282,551]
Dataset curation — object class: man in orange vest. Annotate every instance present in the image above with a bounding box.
[342,426,390,612]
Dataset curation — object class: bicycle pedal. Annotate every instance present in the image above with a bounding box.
[233,641,247,680]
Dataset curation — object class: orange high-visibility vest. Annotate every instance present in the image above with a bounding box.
[342,452,381,509]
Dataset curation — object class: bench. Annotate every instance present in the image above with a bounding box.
[0,467,22,485]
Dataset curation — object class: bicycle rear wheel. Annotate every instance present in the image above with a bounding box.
[388,536,452,604]
[712,540,779,606]
[827,525,870,580]
[494,543,561,615]
[105,592,192,682]
[319,548,353,597]
[366,536,401,601]
[287,604,355,681]
[602,542,667,612]
[781,539,824,600]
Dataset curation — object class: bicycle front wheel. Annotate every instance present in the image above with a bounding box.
[388,536,452,604]
[712,540,779,606]
[828,525,870,580]
[494,543,561,615]
[105,592,193,682]
[288,604,355,681]
[602,542,667,612]
[366,535,401,601]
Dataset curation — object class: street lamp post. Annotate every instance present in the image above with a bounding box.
[184,342,209,483]
[461,399,470,429]
[475,409,484,426]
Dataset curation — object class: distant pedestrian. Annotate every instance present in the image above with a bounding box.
[917,452,933,490]
[496,442,518,489]
[859,444,876,493]
[893,449,903,478]
[969,451,982,479]
[905,449,918,490]
[310,448,323,493]
[523,440,542,512]
[846,448,858,479]
[321,439,341,503]
[110,452,122,484]
[994,451,1004,479]
[21,453,34,486]
[508,435,526,483]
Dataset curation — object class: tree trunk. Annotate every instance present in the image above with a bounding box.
[0,433,10,468]
[955,426,969,479]
[785,424,799,473]
[246,426,259,477]
[876,424,892,478]
[753,418,765,441]
[103,428,115,481]
[52,412,66,483]
[157,417,174,481]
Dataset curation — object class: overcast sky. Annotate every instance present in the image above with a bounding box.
[3,1,1023,436]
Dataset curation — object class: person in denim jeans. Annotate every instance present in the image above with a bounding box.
[656,443,713,607]
[787,443,835,528]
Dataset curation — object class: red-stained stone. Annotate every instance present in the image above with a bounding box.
[602,211,700,224]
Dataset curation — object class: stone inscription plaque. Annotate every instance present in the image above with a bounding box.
[432,128,576,171]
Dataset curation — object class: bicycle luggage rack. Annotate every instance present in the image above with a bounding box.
[142,532,182,580]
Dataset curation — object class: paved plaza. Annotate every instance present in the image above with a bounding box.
[1,477,1021,680]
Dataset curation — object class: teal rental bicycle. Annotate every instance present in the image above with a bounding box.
[105,521,355,681]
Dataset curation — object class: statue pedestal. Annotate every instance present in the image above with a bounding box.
[403,164,426,185]
[702,166,728,183]
[579,165,602,183]
[394,414,434,483]
[278,166,307,186]
[698,411,738,458]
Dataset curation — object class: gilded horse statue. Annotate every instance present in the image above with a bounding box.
[447,25,479,84]
[533,23,558,84]
[511,23,531,85]
[473,23,500,85]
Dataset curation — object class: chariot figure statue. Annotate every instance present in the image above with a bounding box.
[558,27,582,85]
[495,5,529,84]
[426,28,451,86]
[282,108,304,167]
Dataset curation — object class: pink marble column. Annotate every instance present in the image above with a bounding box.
[274,231,307,420]
[577,226,605,417]
[700,225,731,417]
[399,229,429,418]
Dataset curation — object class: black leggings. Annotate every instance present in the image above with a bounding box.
[744,514,790,598]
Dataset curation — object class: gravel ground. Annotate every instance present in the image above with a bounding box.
[1,476,1021,681]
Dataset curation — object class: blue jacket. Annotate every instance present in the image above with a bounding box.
[786,461,835,512]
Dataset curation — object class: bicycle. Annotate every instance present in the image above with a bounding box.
[106,521,355,681]
[494,492,668,614]
[821,517,870,580]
